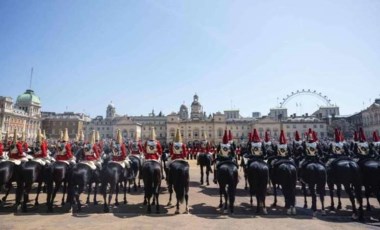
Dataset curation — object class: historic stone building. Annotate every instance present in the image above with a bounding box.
[41,112,91,140]
[0,89,42,143]
[83,94,335,145]
[361,99,380,139]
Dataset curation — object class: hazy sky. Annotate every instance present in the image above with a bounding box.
[1,0,379,118]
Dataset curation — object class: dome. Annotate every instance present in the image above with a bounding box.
[108,101,115,108]
[16,89,41,105]
[180,104,188,110]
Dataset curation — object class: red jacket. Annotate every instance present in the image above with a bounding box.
[0,143,3,157]
[35,142,48,158]
[112,143,127,161]
[170,144,187,160]
[56,143,74,161]
[144,141,162,160]
[23,142,29,152]
[84,145,98,161]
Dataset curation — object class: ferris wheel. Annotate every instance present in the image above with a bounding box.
[279,89,333,108]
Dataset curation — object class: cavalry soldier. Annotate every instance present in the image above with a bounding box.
[242,129,264,168]
[372,131,380,152]
[33,128,54,165]
[213,130,237,184]
[197,131,210,165]
[80,130,102,170]
[143,127,162,161]
[111,129,133,178]
[8,129,30,163]
[55,128,76,166]
[353,127,372,159]
[129,140,144,166]
[167,129,187,168]
[299,129,325,174]
[270,130,295,167]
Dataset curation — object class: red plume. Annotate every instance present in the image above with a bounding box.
[359,127,366,142]
[354,131,358,142]
[312,131,318,142]
[279,130,287,145]
[373,131,380,142]
[334,129,340,143]
[264,131,270,142]
[340,131,344,142]
[222,130,228,144]
[228,130,233,142]
[252,129,260,143]
[295,131,301,141]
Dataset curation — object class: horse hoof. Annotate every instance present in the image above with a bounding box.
[86,200,90,205]
[244,186,248,191]
[329,206,335,211]
[104,207,109,213]
[271,203,277,208]
[184,208,189,214]
[219,203,223,209]
[1,197,6,202]
[337,204,342,210]
[303,204,308,209]
[351,213,358,221]
[291,207,297,215]
[263,208,268,215]
[115,202,119,206]
[175,210,180,214]
[321,210,326,216]
[287,208,292,215]
[167,202,172,206]
[94,201,99,205]
[313,211,317,217]
[206,182,209,186]
[34,202,39,206]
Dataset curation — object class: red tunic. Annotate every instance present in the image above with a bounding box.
[112,143,127,162]
[84,145,98,161]
[56,143,73,161]
[170,144,187,160]
[0,143,3,157]
[23,142,29,152]
[34,142,48,158]
[144,141,162,160]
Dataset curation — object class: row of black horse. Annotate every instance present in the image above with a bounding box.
[196,141,380,221]
[0,147,190,215]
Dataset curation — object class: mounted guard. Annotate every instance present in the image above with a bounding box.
[213,130,237,184]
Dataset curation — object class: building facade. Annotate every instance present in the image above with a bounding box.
[41,112,91,140]
[0,89,42,143]
[361,99,380,139]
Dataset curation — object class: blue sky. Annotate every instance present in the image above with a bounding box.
[1,0,379,118]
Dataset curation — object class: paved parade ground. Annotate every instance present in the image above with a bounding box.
[0,159,379,230]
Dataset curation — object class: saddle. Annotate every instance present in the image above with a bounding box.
[217,159,238,169]
[326,155,352,168]
[79,161,97,170]
[272,158,296,169]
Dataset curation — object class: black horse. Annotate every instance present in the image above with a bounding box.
[167,160,190,214]
[299,159,327,215]
[0,161,17,204]
[142,160,162,213]
[197,152,213,186]
[128,155,142,192]
[15,160,45,212]
[326,149,363,221]
[69,162,100,212]
[355,143,380,212]
[101,161,127,213]
[270,155,298,215]
[46,161,70,212]
[246,157,269,214]
[216,161,239,214]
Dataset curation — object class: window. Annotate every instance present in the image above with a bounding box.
[313,125,317,128]
[320,125,324,128]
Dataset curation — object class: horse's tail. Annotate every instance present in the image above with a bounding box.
[228,166,238,207]
[174,165,189,204]
[143,164,154,199]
